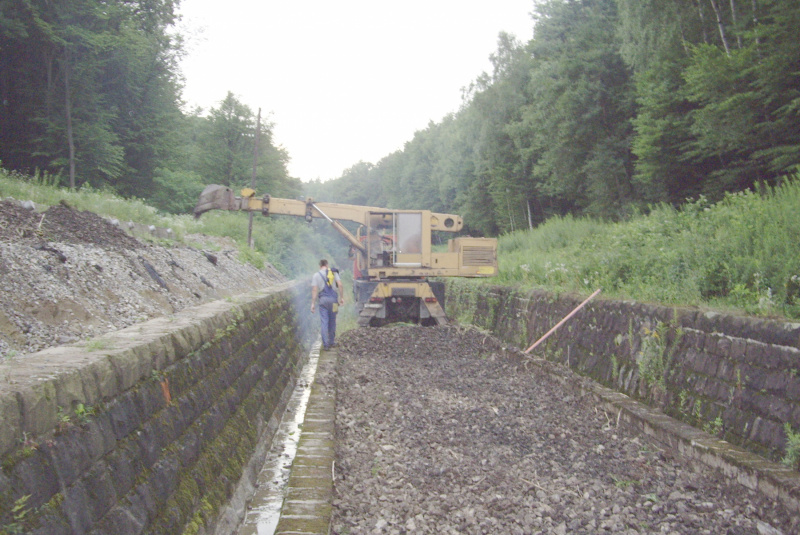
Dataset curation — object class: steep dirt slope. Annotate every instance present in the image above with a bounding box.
[0,199,286,358]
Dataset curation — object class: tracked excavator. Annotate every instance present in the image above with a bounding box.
[194,185,497,326]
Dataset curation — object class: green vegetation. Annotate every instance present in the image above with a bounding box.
[611,476,639,489]
[73,403,95,424]
[83,338,114,352]
[5,1,797,240]
[494,179,800,320]
[3,0,798,288]
[703,416,724,437]
[782,423,800,469]
[0,494,30,535]
[0,169,177,228]
[636,325,669,392]
[333,270,361,334]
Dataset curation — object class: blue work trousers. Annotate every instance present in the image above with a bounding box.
[319,304,337,349]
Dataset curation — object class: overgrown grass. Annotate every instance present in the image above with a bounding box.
[0,168,340,279]
[496,176,800,320]
[334,269,361,334]
[0,168,174,225]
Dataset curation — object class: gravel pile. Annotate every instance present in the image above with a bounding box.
[332,325,795,535]
[0,199,285,358]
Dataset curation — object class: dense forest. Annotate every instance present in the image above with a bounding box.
[1,0,799,236]
[0,0,300,213]
[308,0,800,236]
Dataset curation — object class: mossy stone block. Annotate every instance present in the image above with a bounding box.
[0,394,21,458]
[18,379,58,436]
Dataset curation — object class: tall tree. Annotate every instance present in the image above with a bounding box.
[517,0,635,218]
[0,0,182,192]
[468,32,533,231]
[620,0,800,201]
[106,0,184,197]
[684,0,800,193]
[192,92,299,199]
[201,92,256,187]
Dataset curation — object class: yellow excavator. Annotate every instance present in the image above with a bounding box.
[194,185,497,326]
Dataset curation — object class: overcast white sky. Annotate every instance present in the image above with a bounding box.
[177,1,535,182]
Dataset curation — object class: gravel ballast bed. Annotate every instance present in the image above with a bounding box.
[331,325,795,535]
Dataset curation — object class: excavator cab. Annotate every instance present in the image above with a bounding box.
[355,211,425,272]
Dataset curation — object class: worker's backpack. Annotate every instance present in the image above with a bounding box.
[319,268,338,310]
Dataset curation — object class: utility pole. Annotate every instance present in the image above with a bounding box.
[248,108,261,249]
[527,199,533,229]
[506,189,514,232]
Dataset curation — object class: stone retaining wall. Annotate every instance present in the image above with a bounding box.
[0,281,315,534]
[446,280,800,463]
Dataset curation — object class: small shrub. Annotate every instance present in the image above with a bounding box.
[55,406,73,434]
[782,423,800,469]
[0,494,31,535]
[611,475,638,489]
[703,416,724,437]
[84,339,112,351]
[637,323,669,392]
[74,403,95,424]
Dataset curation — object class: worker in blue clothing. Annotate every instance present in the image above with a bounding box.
[310,259,344,350]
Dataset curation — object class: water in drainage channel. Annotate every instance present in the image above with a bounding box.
[236,343,322,535]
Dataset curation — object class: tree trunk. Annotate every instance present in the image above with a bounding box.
[729,0,742,48]
[709,0,731,55]
[44,48,54,116]
[695,0,710,44]
[527,198,533,229]
[248,108,261,249]
[505,190,514,232]
[63,47,76,189]
[751,0,761,48]
[225,155,234,187]
[678,13,692,55]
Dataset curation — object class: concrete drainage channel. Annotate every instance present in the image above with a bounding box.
[236,343,336,535]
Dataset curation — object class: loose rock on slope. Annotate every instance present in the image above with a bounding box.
[0,199,285,358]
[332,325,795,535]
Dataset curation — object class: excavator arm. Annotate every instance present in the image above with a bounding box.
[194,184,463,232]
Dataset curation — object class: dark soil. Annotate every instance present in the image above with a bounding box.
[0,199,141,250]
[332,325,795,535]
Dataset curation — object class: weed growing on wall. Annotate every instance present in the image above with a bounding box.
[703,416,724,437]
[637,325,667,392]
[84,338,113,351]
[610,355,619,383]
[0,494,30,535]
[446,279,482,326]
[635,318,683,398]
[782,423,800,469]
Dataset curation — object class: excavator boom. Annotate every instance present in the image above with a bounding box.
[194,184,463,232]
